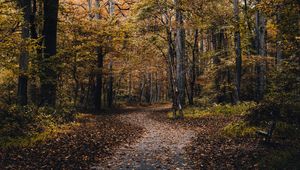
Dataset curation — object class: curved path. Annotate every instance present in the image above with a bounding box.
[93,105,195,170]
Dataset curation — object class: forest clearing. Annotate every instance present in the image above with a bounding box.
[0,0,299,169]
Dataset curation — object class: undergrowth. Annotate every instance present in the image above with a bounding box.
[259,147,300,169]
[168,101,256,119]
[0,104,76,148]
[222,120,259,137]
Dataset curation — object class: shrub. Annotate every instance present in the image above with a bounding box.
[0,104,75,141]
[248,61,300,125]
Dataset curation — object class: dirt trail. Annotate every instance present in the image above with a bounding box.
[94,105,196,170]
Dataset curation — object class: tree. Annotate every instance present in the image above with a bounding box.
[233,0,242,102]
[174,0,186,108]
[255,0,267,101]
[17,0,31,105]
[40,0,59,106]
[94,0,104,112]
[107,0,115,108]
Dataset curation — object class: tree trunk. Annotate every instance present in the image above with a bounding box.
[175,0,186,107]
[95,47,104,112]
[234,0,242,102]
[17,0,31,106]
[164,13,176,107]
[276,13,282,64]
[88,0,93,18]
[93,0,104,112]
[109,0,115,15]
[107,59,113,108]
[40,0,59,107]
[95,0,100,19]
[255,0,267,100]
[189,29,199,105]
[28,0,41,105]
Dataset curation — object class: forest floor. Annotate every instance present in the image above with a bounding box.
[95,104,196,169]
[1,104,299,169]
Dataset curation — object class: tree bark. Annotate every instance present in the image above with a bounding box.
[109,0,115,16]
[17,0,31,105]
[107,59,113,108]
[93,0,104,112]
[189,29,199,105]
[175,0,186,107]
[234,0,242,102]
[94,47,104,112]
[255,0,267,101]
[40,0,59,107]
[276,13,282,64]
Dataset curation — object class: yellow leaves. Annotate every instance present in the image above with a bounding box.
[0,69,15,84]
[266,20,278,40]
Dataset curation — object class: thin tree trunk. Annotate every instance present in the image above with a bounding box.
[189,29,199,105]
[17,0,31,105]
[95,47,104,112]
[255,0,267,100]
[276,13,282,64]
[234,0,242,102]
[107,59,113,108]
[93,0,104,112]
[165,14,176,107]
[28,0,40,105]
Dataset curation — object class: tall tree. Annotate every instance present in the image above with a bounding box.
[94,0,104,112]
[233,0,242,102]
[107,0,115,108]
[17,0,31,105]
[174,0,186,107]
[40,0,59,106]
[255,0,266,100]
[189,29,199,105]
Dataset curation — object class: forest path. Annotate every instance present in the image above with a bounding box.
[94,104,196,170]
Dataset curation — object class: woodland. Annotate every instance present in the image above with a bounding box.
[0,0,299,169]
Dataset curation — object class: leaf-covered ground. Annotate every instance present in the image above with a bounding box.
[96,105,195,169]
[0,109,144,169]
[150,107,300,169]
[1,104,299,169]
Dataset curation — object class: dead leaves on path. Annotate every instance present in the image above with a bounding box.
[150,110,267,169]
[0,114,144,169]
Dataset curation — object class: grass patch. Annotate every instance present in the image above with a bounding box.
[167,107,211,119]
[222,120,259,137]
[0,122,80,148]
[168,102,256,119]
[208,102,257,116]
[0,104,77,148]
